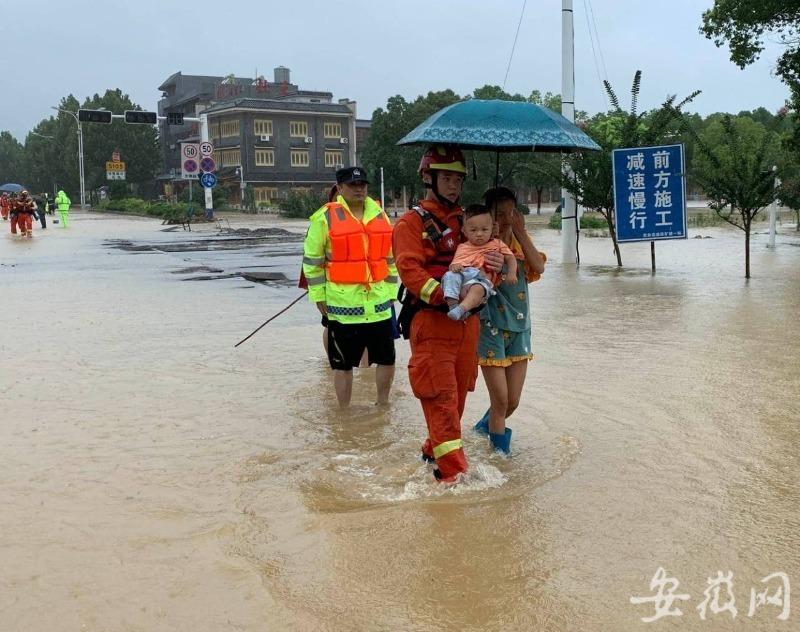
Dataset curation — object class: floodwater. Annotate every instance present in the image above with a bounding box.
[1,211,798,631]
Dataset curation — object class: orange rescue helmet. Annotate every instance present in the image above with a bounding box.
[418,145,467,176]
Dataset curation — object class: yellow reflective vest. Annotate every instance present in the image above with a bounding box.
[302,195,397,324]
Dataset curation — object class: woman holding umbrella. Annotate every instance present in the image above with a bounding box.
[472,187,546,453]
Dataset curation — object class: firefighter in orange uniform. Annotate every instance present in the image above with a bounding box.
[12,190,36,237]
[0,193,10,220]
[393,146,503,482]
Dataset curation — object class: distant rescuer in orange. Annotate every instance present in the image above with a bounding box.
[0,193,10,220]
[12,190,36,238]
[392,145,503,483]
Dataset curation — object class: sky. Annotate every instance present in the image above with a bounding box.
[0,0,791,142]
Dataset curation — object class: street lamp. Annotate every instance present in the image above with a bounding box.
[236,166,245,207]
[51,106,86,209]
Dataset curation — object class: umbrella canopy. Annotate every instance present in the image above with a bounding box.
[397,99,600,153]
[0,183,25,193]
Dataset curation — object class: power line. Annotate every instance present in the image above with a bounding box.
[586,0,609,80]
[581,0,608,109]
[503,0,528,90]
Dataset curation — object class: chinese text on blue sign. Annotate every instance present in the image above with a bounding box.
[612,144,687,242]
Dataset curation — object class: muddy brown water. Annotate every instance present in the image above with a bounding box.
[1,211,798,631]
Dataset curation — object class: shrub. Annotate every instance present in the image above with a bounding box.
[279,190,325,218]
[548,210,608,229]
[108,181,131,200]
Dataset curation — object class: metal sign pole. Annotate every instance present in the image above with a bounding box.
[380,167,385,211]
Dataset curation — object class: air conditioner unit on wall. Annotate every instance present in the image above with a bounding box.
[304,136,313,144]
[259,135,271,142]
[339,137,349,145]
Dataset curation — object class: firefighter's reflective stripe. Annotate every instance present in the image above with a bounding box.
[420,278,440,303]
[432,439,463,459]
[303,256,325,266]
[306,275,326,286]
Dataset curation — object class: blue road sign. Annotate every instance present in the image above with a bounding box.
[200,172,217,188]
[612,144,687,242]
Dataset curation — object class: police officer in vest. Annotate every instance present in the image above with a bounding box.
[302,167,398,407]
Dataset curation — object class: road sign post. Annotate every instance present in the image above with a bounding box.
[200,172,217,188]
[180,143,200,180]
[199,134,214,219]
[106,160,126,181]
[612,144,687,271]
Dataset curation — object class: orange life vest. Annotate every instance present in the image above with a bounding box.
[326,202,393,284]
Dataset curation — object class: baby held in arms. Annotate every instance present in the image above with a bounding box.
[442,204,517,321]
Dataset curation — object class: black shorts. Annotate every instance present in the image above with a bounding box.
[327,318,396,371]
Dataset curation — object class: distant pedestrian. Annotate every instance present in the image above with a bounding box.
[34,196,47,229]
[55,189,70,227]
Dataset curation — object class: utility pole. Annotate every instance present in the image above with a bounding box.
[380,167,385,212]
[52,107,86,210]
[768,164,779,248]
[561,0,578,264]
[199,113,213,219]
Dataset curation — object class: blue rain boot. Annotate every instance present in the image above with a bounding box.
[473,409,491,435]
[489,428,512,455]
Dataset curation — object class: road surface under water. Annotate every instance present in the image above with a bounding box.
[1,211,798,631]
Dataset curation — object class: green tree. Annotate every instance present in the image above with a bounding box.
[22,117,60,195]
[0,131,25,184]
[362,90,462,204]
[700,1,800,93]
[777,172,800,231]
[79,89,160,191]
[700,2,800,151]
[22,90,160,202]
[691,115,780,278]
[550,71,699,266]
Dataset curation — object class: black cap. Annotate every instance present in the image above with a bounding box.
[336,166,369,184]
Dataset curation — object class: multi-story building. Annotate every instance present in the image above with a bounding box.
[157,67,359,206]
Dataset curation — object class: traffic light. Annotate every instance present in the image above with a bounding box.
[166,112,184,125]
[78,109,112,124]
[124,110,157,125]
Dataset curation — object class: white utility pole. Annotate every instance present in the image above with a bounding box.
[768,164,779,248]
[52,107,86,209]
[561,0,578,264]
[199,113,213,218]
[380,167,385,211]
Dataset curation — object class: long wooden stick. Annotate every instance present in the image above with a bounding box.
[234,291,309,348]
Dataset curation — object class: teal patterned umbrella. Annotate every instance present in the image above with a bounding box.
[397,99,600,153]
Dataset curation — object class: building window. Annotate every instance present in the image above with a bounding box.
[218,148,241,167]
[290,150,310,167]
[254,187,278,204]
[221,119,240,138]
[324,122,342,138]
[255,149,275,166]
[209,122,220,140]
[291,187,313,196]
[254,119,273,136]
[324,150,344,168]
[289,121,308,137]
